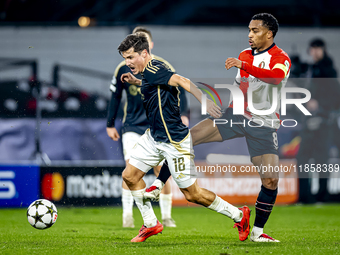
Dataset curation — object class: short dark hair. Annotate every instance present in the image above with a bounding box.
[132,26,152,40]
[252,13,279,38]
[310,38,326,48]
[118,33,150,55]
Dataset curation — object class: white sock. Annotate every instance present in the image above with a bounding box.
[208,196,243,222]
[160,193,172,219]
[152,179,165,189]
[252,226,263,237]
[131,188,158,228]
[122,188,134,217]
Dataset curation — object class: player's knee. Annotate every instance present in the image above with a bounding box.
[182,189,201,203]
[262,178,279,190]
[181,189,193,203]
[153,166,161,177]
[191,131,198,146]
[183,192,198,203]
[122,169,137,186]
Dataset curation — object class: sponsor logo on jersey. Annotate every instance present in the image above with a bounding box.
[128,85,142,96]
[259,61,265,69]
[129,85,139,96]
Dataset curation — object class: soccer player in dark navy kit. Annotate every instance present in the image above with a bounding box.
[106,27,186,228]
[117,33,251,242]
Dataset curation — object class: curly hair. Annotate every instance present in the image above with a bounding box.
[252,13,279,38]
[118,33,149,55]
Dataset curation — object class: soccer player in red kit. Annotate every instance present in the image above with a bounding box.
[146,13,291,242]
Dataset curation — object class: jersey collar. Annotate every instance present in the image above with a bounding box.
[252,43,276,56]
[142,58,154,73]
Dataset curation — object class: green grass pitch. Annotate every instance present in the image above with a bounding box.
[0,204,339,254]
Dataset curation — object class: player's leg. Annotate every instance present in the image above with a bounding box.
[250,154,280,242]
[178,178,251,242]
[191,118,223,146]
[121,132,142,228]
[153,164,176,227]
[122,163,157,227]
[145,162,171,201]
[180,180,245,217]
[124,130,164,242]
[122,163,134,227]
[161,132,250,241]
[245,123,281,242]
[146,109,242,200]
[145,117,224,195]
[122,162,162,242]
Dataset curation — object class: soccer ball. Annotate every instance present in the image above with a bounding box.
[27,199,58,230]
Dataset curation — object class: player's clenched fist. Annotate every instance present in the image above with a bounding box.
[225,58,242,70]
[120,72,141,85]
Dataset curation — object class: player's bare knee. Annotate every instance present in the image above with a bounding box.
[262,178,279,190]
[180,188,197,203]
[183,189,203,203]
[153,166,161,176]
[184,192,199,203]
[122,169,136,186]
[191,130,198,146]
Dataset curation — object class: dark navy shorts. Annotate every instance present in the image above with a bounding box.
[212,108,279,159]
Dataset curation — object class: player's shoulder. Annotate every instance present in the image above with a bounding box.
[270,45,291,61]
[152,54,175,72]
[150,58,171,71]
[144,59,160,75]
[114,60,130,77]
[144,59,173,76]
[238,47,253,59]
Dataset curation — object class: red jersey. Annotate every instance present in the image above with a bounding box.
[230,43,291,129]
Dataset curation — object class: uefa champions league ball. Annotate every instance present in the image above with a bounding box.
[27,199,58,229]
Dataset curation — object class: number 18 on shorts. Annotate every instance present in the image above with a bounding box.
[129,129,197,189]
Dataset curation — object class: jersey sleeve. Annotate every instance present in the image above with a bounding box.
[241,53,291,85]
[270,54,291,78]
[233,68,241,86]
[144,61,174,86]
[178,86,188,114]
[106,65,128,127]
[152,55,176,72]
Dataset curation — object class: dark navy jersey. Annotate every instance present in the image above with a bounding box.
[107,55,185,135]
[106,62,148,135]
[141,59,189,143]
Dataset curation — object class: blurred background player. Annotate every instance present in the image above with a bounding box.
[106,26,188,228]
[294,38,340,203]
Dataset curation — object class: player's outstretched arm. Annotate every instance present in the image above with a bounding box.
[225,57,286,85]
[121,72,141,85]
[168,74,222,118]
